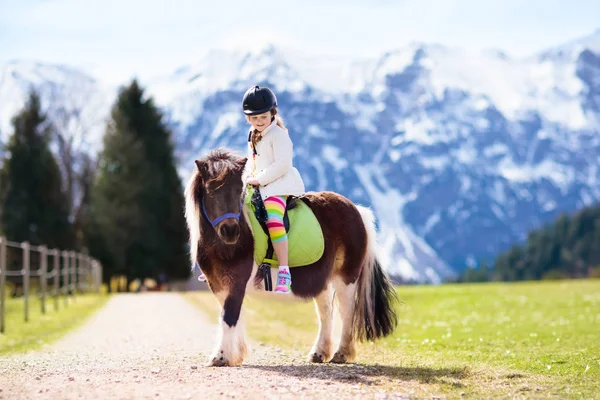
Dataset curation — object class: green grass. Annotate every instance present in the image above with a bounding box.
[0,292,109,355]
[186,280,600,399]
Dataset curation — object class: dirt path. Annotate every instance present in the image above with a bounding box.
[0,293,410,400]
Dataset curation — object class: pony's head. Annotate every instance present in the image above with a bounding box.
[184,149,247,256]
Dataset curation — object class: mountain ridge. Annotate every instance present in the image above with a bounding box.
[1,28,599,282]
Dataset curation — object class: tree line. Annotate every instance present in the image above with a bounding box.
[454,202,600,283]
[0,80,190,291]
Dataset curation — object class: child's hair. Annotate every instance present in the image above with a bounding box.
[271,107,286,130]
[249,107,286,148]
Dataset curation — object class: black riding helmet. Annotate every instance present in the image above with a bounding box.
[242,85,277,115]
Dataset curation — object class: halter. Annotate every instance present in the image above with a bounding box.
[202,198,243,228]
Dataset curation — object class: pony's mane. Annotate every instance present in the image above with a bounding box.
[203,148,245,187]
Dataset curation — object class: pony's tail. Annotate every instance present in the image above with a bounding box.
[353,205,399,342]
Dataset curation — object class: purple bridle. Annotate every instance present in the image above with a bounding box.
[201,197,243,228]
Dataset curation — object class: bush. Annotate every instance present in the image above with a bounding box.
[588,266,600,279]
[541,269,571,280]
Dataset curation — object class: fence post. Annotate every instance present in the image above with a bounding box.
[77,253,82,292]
[0,237,7,333]
[81,249,90,293]
[91,261,96,293]
[92,261,97,293]
[99,263,103,293]
[96,261,101,293]
[53,249,59,311]
[82,256,86,292]
[62,251,69,307]
[75,252,79,293]
[22,241,30,323]
[85,254,89,292]
[89,256,94,293]
[78,253,83,292]
[40,245,47,314]
[83,255,89,293]
[70,251,76,301]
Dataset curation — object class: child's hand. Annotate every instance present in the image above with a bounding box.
[247,177,260,186]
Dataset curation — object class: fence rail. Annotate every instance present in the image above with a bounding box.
[0,236,103,333]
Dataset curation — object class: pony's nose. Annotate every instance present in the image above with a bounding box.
[219,222,240,239]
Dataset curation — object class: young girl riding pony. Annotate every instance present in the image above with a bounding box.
[198,85,305,294]
[242,85,305,294]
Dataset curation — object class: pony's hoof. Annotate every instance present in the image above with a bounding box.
[310,352,326,363]
[330,351,348,364]
[208,356,230,367]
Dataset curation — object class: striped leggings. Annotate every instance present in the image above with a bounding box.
[264,195,288,243]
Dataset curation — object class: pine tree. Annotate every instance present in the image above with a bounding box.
[0,90,73,248]
[492,202,600,280]
[87,80,189,289]
[86,126,147,288]
[121,81,189,282]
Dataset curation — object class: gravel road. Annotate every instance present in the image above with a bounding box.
[0,293,416,400]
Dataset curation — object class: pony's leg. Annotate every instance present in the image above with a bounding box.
[331,277,358,363]
[309,282,335,363]
[209,289,248,367]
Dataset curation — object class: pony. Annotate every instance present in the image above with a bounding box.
[184,148,398,366]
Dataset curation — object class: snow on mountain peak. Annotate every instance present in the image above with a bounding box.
[362,40,589,131]
[2,60,97,87]
[538,28,600,64]
[0,60,112,149]
[555,28,600,56]
[149,44,310,108]
[2,29,599,283]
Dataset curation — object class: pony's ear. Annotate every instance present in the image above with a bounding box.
[236,156,248,172]
[194,159,208,180]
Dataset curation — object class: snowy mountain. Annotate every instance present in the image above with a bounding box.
[1,29,599,283]
[148,31,600,276]
[0,60,113,149]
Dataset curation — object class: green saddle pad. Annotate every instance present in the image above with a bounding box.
[244,188,324,268]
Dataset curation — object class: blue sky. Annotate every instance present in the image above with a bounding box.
[1,0,599,84]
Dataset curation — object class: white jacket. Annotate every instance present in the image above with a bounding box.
[244,119,306,200]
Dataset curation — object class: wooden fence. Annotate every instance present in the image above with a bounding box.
[0,236,103,333]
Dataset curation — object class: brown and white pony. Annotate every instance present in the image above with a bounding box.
[184,148,398,366]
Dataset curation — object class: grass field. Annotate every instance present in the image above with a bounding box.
[0,292,109,355]
[186,279,600,399]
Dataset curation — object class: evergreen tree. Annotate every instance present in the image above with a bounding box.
[87,80,189,289]
[492,202,600,280]
[120,81,189,282]
[86,127,147,288]
[0,90,73,248]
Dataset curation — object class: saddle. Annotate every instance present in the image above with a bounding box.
[245,186,324,291]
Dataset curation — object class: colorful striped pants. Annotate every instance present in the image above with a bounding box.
[264,195,288,243]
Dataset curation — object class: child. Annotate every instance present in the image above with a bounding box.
[242,85,306,294]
